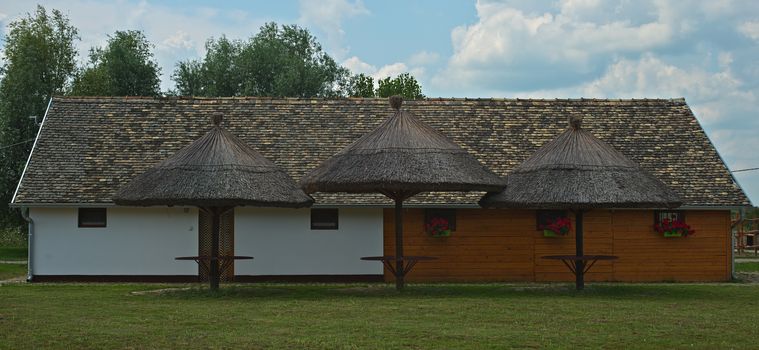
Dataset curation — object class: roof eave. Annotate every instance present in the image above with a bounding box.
[10,202,748,210]
[11,97,53,206]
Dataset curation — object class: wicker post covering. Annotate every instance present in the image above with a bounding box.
[479,115,681,290]
[114,114,313,290]
[300,96,506,290]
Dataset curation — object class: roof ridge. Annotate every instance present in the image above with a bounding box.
[53,95,688,104]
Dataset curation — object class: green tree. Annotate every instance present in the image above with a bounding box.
[173,23,347,97]
[174,36,242,96]
[376,73,424,99]
[345,73,375,97]
[71,30,160,96]
[0,6,79,227]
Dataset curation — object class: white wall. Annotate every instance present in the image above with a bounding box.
[234,208,383,275]
[30,206,384,276]
[31,207,198,275]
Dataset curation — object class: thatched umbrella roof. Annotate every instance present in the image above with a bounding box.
[114,115,313,208]
[300,96,506,195]
[479,115,682,209]
[300,96,505,291]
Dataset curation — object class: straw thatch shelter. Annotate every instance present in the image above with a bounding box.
[114,114,313,290]
[301,96,506,290]
[480,115,681,289]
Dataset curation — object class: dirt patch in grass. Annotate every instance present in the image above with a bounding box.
[0,263,26,281]
[736,272,759,283]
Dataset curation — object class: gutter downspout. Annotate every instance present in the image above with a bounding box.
[21,207,32,282]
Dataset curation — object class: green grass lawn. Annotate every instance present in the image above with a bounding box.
[1,283,758,349]
[0,264,26,280]
[0,247,27,261]
[736,261,759,272]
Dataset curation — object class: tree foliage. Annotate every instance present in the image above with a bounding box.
[376,73,424,99]
[344,72,425,99]
[345,73,375,97]
[0,6,78,227]
[174,36,242,97]
[173,23,347,97]
[71,30,160,96]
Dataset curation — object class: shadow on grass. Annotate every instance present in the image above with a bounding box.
[148,282,734,302]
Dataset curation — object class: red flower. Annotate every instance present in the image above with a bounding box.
[426,217,450,237]
[654,218,694,237]
[541,216,571,235]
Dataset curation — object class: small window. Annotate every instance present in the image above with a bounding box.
[425,209,457,231]
[654,210,685,226]
[536,210,568,230]
[78,208,107,228]
[311,209,338,230]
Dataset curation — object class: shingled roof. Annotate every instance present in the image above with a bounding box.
[11,96,750,207]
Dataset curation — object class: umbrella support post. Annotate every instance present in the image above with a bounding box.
[210,207,221,291]
[394,197,404,291]
[575,210,584,291]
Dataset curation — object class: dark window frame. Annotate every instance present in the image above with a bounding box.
[78,208,107,228]
[653,210,686,226]
[424,208,457,231]
[311,208,339,230]
[536,210,569,230]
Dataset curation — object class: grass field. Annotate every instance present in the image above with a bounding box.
[1,283,758,349]
[0,264,25,280]
[0,247,27,261]
[736,261,759,272]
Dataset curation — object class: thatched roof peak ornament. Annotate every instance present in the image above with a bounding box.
[389,95,403,110]
[211,113,223,126]
[569,115,582,130]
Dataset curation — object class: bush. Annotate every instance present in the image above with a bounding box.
[0,226,27,247]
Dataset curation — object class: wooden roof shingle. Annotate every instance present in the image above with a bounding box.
[11,96,750,207]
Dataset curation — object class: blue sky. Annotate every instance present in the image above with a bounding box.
[1,0,758,204]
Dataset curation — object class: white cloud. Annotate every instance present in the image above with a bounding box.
[738,20,759,41]
[161,30,194,50]
[342,56,376,75]
[429,0,759,94]
[508,54,754,124]
[298,0,368,59]
[408,51,439,66]
[374,62,409,80]
[433,0,680,92]
[579,55,740,100]
[342,56,425,83]
[718,52,733,69]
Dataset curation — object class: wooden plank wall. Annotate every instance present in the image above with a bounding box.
[382,209,731,282]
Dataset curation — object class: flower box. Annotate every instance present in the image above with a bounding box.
[654,218,694,238]
[426,217,452,238]
[538,214,571,237]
